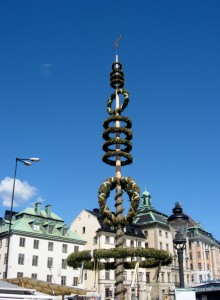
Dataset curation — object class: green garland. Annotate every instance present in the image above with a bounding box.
[107,89,129,115]
[103,115,132,129]
[98,176,140,226]
[67,248,172,270]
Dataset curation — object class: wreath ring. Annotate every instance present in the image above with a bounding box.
[107,89,129,115]
[98,176,140,226]
[67,248,172,270]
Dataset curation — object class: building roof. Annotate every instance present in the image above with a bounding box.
[133,191,168,227]
[0,203,86,244]
[85,209,145,238]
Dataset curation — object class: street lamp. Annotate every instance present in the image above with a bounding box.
[167,202,189,288]
[5,157,40,278]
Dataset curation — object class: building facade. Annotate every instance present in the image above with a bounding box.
[188,218,220,285]
[133,190,220,299]
[70,208,147,300]
[0,203,86,287]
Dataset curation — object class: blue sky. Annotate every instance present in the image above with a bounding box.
[1,1,220,238]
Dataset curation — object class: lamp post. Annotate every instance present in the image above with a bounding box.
[167,202,189,288]
[5,157,40,278]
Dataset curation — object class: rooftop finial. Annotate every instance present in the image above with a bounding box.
[114,35,122,58]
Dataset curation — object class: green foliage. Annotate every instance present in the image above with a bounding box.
[67,248,172,270]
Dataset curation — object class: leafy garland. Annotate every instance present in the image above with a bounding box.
[107,89,129,115]
[67,248,172,270]
[98,176,140,226]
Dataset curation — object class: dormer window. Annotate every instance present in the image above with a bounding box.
[134,229,138,235]
[48,225,54,234]
[62,228,67,236]
[29,219,41,231]
[33,224,40,231]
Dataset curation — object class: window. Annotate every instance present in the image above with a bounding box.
[197,252,201,258]
[175,274,178,283]
[33,224,40,231]
[191,275,194,282]
[146,272,150,283]
[48,242,54,251]
[166,244,169,251]
[32,255,38,266]
[144,231,148,238]
[48,225,53,234]
[93,237,97,245]
[198,263,202,270]
[105,270,110,280]
[33,239,39,249]
[62,244,67,253]
[105,236,110,244]
[19,237,25,247]
[161,273,165,283]
[62,228,67,236]
[160,242,163,250]
[123,271,127,280]
[138,241,141,247]
[17,272,23,278]
[73,277,78,286]
[18,253,24,265]
[199,275,203,283]
[62,259,67,269]
[159,230,162,237]
[167,273,171,283]
[31,273,37,279]
[138,272,143,282]
[145,243,149,248]
[47,257,53,268]
[74,246,79,252]
[105,288,111,298]
[82,227,85,234]
[165,232,168,238]
[61,276,66,285]
[4,254,7,264]
[47,275,52,282]
[187,274,189,283]
[130,240,134,247]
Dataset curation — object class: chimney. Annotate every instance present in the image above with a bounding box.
[45,205,52,217]
[35,202,41,215]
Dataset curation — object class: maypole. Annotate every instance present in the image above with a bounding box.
[100,36,140,299]
[67,38,172,300]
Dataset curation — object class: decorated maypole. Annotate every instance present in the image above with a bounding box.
[99,36,140,299]
[67,39,172,300]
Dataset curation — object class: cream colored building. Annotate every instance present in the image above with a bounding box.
[133,191,220,299]
[71,208,147,300]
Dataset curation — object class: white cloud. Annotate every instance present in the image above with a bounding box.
[0,177,40,207]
